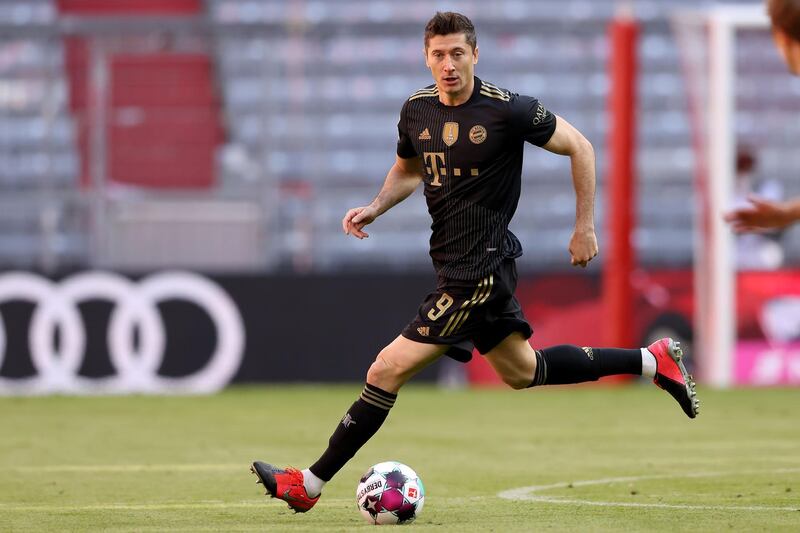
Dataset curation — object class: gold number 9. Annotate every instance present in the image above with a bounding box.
[427,293,454,321]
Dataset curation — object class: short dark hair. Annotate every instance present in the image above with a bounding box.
[424,11,477,51]
[768,0,800,41]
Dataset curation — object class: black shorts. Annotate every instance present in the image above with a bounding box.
[401,258,532,363]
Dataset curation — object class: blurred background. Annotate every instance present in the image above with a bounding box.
[0,0,798,394]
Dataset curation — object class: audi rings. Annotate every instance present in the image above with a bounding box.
[0,271,245,395]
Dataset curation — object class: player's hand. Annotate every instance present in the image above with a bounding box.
[342,205,379,239]
[569,227,598,268]
[723,195,794,233]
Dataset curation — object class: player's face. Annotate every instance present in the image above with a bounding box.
[425,33,478,104]
[773,28,800,75]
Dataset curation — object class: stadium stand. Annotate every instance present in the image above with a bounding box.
[58,0,222,188]
[210,0,799,271]
[0,0,86,267]
[0,0,797,271]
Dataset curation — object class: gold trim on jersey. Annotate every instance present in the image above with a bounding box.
[409,87,440,101]
[440,275,494,337]
[480,82,510,101]
[481,81,509,95]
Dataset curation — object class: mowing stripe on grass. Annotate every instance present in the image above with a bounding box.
[498,468,800,512]
[0,499,350,512]
[4,464,243,473]
[0,497,489,513]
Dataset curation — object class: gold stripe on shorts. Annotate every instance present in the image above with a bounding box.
[440,275,494,337]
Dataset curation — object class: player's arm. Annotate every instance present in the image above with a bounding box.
[542,115,598,268]
[724,195,800,232]
[342,155,424,239]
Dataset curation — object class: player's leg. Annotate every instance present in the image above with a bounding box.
[305,335,446,486]
[484,332,647,389]
[364,334,450,393]
[475,258,641,388]
[475,259,698,418]
[482,333,699,418]
[252,335,446,512]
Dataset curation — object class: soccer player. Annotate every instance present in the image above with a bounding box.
[724,0,800,231]
[251,12,699,513]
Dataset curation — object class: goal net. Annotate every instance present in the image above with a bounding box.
[672,4,800,387]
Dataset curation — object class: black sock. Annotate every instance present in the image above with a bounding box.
[528,345,642,387]
[309,383,397,482]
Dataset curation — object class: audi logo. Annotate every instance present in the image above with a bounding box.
[0,271,245,395]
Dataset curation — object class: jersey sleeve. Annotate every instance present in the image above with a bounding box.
[510,94,557,147]
[396,99,418,158]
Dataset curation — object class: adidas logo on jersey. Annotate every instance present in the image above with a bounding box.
[418,128,431,140]
[417,326,430,337]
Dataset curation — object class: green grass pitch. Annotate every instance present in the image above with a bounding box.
[1,384,799,531]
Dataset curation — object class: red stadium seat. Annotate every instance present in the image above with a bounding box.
[59,0,222,188]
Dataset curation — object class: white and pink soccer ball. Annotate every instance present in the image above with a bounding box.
[356,461,425,525]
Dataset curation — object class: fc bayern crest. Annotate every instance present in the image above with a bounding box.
[469,125,487,144]
[442,122,459,146]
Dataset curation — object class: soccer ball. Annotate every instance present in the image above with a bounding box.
[356,461,425,525]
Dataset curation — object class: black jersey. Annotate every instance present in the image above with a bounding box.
[396,76,557,280]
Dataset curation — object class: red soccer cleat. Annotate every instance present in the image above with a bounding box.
[648,338,700,419]
[250,461,320,513]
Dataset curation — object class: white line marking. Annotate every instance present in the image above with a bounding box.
[498,468,800,512]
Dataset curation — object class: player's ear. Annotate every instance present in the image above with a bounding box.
[773,28,800,75]
[772,28,790,62]
[423,48,430,68]
[787,36,800,75]
[473,45,479,64]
